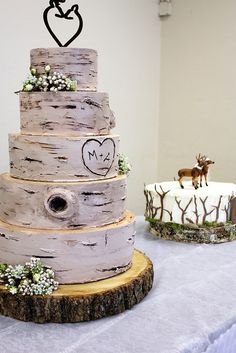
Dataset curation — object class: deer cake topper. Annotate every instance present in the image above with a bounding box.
[178,154,215,190]
[43,0,83,47]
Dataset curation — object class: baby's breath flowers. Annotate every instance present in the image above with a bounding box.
[0,258,58,296]
[21,65,77,93]
[118,154,132,175]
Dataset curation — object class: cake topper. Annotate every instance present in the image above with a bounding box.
[178,154,215,189]
[199,156,215,187]
[43,0,83,47]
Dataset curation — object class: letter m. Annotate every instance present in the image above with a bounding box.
[88,150,98,160]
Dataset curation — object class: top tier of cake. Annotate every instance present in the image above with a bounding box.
[19,48,115,137]
[31,48,97,91]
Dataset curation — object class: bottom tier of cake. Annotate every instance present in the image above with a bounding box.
[0,250,153,323]
[0,212,135,284]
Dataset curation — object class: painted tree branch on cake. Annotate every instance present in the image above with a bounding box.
[144,185,172,221]
[193,195,201,224]
[212,195,223,223]
[199,197,215,224]
[144,187,161,219]
[175,197,193,224]
[155,185,172,221]
[223,195,235,221]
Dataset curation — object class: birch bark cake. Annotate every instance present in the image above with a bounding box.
[145,181,236,243]
[9,133,120,181]
[0,173,126,229]
[31,48,97,91]
[20,91,115,136]
[0,48,142,285]
[0,212,135,284]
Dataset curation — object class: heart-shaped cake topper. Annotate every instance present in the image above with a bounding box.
[43,0,83,47]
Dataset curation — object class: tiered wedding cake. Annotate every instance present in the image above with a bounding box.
[0,48,136,284]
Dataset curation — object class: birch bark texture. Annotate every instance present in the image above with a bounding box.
[0,47,139,290]
[0,173,127,229]
[30,48,97,91]
[0,212,135,284]
[9,134,119,181]
[20,92,115,136]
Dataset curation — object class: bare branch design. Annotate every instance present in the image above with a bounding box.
[186,218,194,224]
[222,195,234,221]
[211,195,223,222]
[154,185,172,221]
[164,209,173,221]
[175,197,193,224]
[231,196,236,223]
[144,187,161,219]
[200,197,214,223]
[193,195,201,224]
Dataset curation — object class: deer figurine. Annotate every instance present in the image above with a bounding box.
[199,156,215,187]
[178,154,206,190]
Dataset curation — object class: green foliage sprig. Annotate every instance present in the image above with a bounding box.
[21,65,77,92]
[0,257,59,296]
[118,154,132,175]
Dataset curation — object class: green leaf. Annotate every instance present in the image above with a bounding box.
[0,263,7,273]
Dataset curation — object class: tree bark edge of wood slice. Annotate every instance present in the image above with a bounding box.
[149,221,236,244]
[0,250,154,323]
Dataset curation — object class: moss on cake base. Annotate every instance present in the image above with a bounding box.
[146,217,236,244]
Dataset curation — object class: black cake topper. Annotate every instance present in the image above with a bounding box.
[43,0,83,47]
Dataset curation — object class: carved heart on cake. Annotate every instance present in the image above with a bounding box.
[43,3,83,47]
[82,138,116,177]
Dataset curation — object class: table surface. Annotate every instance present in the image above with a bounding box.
[1,216,236,353]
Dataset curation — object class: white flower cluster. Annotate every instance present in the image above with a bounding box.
[118,154,132,175]
[22,65,77,92]
[0,257,59,296]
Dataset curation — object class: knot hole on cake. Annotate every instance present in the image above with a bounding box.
[44,188,77,219]
[48,195,68,213]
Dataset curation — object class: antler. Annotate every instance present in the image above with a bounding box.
[196,153,206,162]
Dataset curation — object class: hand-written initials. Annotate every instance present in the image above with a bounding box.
[88,150,111,162]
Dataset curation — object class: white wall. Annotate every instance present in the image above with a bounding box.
[158,0,236,183]
[0,0,160,214]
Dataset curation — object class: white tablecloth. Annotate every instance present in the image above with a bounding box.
[1,216,236,353]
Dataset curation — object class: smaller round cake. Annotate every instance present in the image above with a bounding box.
[144,181,236,243]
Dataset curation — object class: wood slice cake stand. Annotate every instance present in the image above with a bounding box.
[149,221,236,244]
[0,250,153,324]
